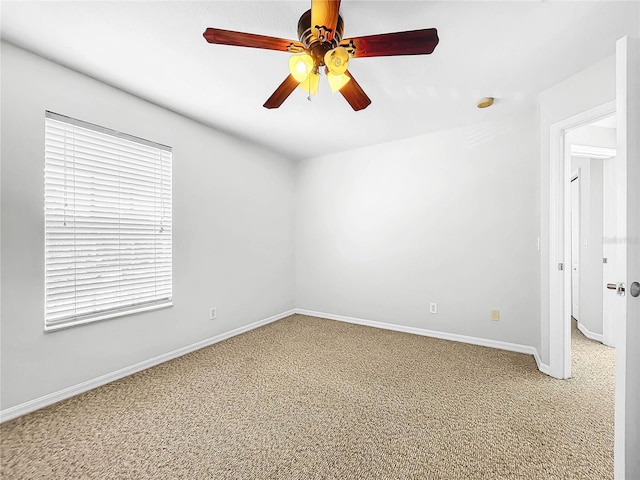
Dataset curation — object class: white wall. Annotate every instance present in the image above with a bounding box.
[295,109,540,347]
[0,42,296,411]
[538,54,616,366]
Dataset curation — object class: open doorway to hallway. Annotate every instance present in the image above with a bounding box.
[566,114,617,367]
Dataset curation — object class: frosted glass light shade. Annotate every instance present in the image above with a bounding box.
[327,72,350,92]
[289,54,314,83]
[298,72,319,95]
[324,47,349,75]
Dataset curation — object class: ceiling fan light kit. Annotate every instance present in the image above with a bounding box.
[324,46,350,75]
[289,54,315,83]
[203,0,439,111]
[299,72,321,95]
[327,71,351,93]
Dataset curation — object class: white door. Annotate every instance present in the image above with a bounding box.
[614,35,639,480]
[571,173,581,320]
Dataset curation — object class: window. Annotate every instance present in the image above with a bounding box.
[44,111,172,331]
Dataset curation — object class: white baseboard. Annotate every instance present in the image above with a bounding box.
[577,321,604,343]
[2,308,551,422]
[533,350,551,376]
[0,309,296,423]
[296,308,549,374]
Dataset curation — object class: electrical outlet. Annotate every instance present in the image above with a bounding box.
[491,309,500,321]
[429,303,438,314]
[210,307,217,320]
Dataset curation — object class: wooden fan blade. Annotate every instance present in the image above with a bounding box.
[342,28,439,58]
[311,0,341,42]
[264,75,301,109]
[203,28,304,53]
[339,70,371,111]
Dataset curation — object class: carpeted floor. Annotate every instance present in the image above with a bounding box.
[0,314,615,479]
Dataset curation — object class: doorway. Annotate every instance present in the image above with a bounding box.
[566,115,618,355]
[547,99,617,380]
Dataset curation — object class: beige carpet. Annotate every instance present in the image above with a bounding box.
[0,315,615,479]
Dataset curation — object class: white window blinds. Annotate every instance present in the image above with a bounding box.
[44,111,172,331]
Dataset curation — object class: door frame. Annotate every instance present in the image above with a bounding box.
[548,100,616,380]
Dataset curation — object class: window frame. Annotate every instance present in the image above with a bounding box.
[44,111,173,332]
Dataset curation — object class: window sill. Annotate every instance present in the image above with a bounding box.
[44,301,173,333]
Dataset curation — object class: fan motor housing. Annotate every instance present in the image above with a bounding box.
[297,9,344,67]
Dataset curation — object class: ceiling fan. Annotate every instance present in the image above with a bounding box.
[203,0,439,111]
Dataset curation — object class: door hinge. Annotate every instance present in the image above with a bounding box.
[558,263,564,271]
[603,258,608,264]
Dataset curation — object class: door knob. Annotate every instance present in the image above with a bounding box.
[607,282,626,296]
[631,281,640,298]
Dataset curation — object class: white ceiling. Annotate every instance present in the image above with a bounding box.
[1,1,638,160]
